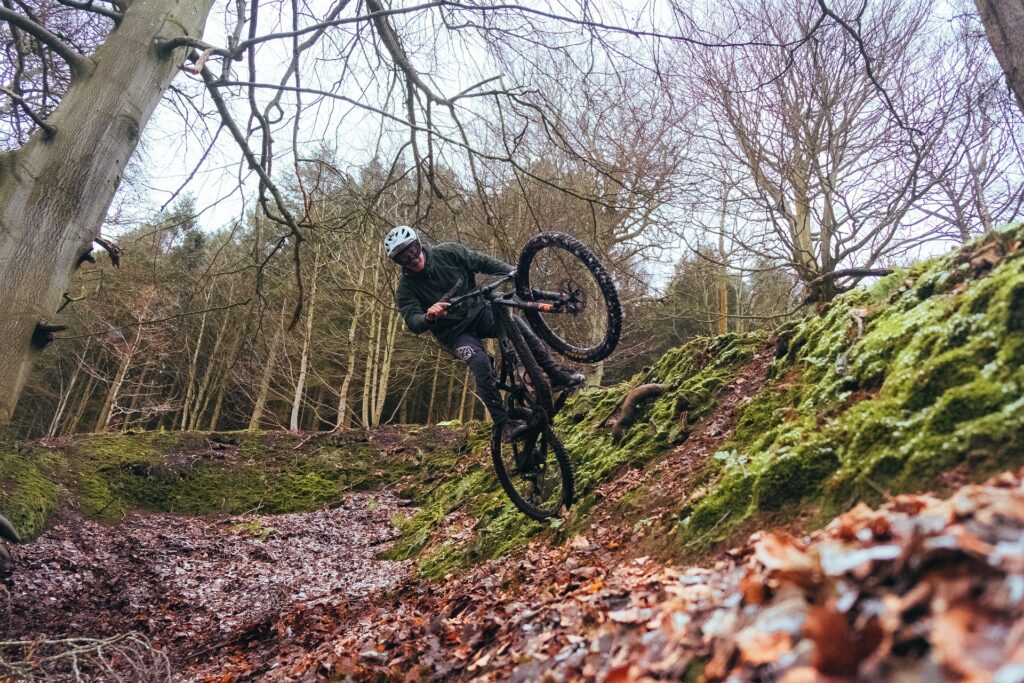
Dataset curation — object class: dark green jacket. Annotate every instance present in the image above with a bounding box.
[396,243,513,347]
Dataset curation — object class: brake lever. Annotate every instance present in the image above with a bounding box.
[440,277,464,304]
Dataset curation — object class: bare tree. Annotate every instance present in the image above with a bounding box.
[679,0,954,301]
[920,9,1024,241]
[0,0,215,426]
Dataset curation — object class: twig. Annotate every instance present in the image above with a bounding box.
[0,86,56,138]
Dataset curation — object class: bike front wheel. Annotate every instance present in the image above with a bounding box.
[516,232,623,363]
[491,422,574,520]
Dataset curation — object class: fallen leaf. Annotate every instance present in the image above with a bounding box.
[805,603,883,677]
[608,607,658,624]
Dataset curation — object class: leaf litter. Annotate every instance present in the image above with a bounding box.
[0,492,412,680]
[237,467,1024,681]
[5,468,1024,681]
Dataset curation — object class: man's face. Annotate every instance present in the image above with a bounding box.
[393,241,425,272]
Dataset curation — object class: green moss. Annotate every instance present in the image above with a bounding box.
[1,428,469,540]
[928,381,1013,434]
[229,519,276,540]
[681,471,753,546]
[754,444,839,511]
[671,224,1024,552]
[0,446,62,538]
[898,347,985,411]
[1006,283,1024,332]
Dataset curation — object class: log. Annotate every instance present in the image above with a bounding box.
[610,383,666,441]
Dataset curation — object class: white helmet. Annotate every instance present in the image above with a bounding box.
[384,225,419,257]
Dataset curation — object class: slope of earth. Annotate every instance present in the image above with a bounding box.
[222,467,1024,681]
[385,223,1024,578]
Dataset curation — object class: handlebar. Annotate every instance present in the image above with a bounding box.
[446,273,515,309]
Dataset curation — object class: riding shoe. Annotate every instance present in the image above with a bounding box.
[500,419,530,442]
[549,367,586,390]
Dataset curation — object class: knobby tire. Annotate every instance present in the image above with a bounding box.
[516,232,623,363]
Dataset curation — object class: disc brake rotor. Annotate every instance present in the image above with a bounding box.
[559,279,586,315]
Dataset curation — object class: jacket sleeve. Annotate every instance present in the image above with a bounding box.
[396,280,431,334]
[457,243,514,276]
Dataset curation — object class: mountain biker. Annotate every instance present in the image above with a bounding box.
[386,225,585,441]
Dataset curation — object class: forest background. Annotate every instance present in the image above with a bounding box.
[2,0,1022,438]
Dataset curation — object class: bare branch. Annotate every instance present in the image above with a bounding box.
[53,0,121,23]
[815,0,923,136]
[199,63,306,330]
[0,86,56,137]
[0,6,89,75]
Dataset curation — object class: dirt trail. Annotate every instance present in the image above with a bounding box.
[0,492,411,679]
[222,469,1024,682]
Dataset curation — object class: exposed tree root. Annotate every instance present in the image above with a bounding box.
[610,383,666,441]
[0,633,171,682]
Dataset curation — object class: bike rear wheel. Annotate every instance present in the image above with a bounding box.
[491,421,575,520]
[492,312,573,520]
[516,232,622,363]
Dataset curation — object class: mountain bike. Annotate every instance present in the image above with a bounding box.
[447,232,622,520]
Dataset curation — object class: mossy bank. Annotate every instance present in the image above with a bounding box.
[676,224,1024,551]
[391,225,1024,575]
[0,427,470,540]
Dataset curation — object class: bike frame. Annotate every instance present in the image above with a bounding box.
[446,273,578,315]
[448,276,569,395]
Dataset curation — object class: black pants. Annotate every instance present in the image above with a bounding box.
[448,307,552,425]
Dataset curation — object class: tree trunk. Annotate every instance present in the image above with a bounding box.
[122,365,150,429]
[444,367,457,420]
[290,246,320,431]
[976,0,1024,114]
[94,346,134,432]
[0,0,217,425]
[48,369,79,437]
[248,301,287,431]
[63,372,97,436]
[426,350,441,424]
[368,304,385,426]
[48,341,89,437]
[361,303,380,428]
[189,285,236,430]
[334,265,366,431]
[205,327,242,431]
[180,288,212,431]
[457,367,470,422]
[717,198,729,336]
[372,310,399,426]
[207,379,227,431]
